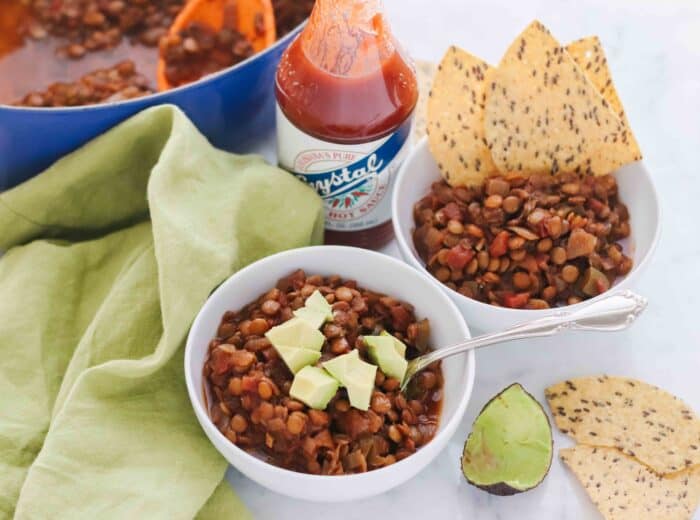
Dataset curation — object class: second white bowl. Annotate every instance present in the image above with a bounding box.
[185,246,474,502]
[392,138,660,332]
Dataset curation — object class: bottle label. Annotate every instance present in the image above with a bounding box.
[276,104,413,232]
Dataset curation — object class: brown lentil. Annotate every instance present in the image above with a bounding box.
[261,300,281,315]
[484,194,503,209]
[286,412,306,435]
[231,414,248,433]
[258,381,273,400]
[502,195,521,213]
[561,264,580,284]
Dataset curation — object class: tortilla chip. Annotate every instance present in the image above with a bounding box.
[566,36,641,156]
[413,60,436,142]
[484,21,641,176]
[427,46,497,187]
[560,445,700,520]
[546,376,700,475]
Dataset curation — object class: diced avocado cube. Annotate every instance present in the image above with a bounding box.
[322,350,377,411]
[365,335,408,382]
[293,307,328,329]
[275,345,321,374]
[290,366,339,410]
[380,330,407,357]
[305,290,333,320]
[265,317,325,351]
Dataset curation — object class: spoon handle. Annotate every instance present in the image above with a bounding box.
[402,291,647,388]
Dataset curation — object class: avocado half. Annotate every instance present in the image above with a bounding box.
[461,383,553,495]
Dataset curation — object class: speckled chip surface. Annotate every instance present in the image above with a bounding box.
[566,36,631,127]
[546,375,700,475]
[560,445,700,520]
[427,46,497,187]
[484,21,642,176]
[566,35,641,159]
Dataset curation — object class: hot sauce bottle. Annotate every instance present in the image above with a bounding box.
[275,0,418,249]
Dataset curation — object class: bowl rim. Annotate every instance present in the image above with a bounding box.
[184,244,475,482]
[0,20,304,113]
[392,136,662,318]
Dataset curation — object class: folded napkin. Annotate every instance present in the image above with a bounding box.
[0,105,324,519]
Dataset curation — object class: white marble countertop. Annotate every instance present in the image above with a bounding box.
[228,0,700,517]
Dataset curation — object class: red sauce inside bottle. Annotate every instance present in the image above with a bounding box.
[275,0,418,249]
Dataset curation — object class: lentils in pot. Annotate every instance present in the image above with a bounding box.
[159,22,254,88]
[2,0,315,106]
[203,270,443,475]
[15,60,154,107]
[413,173,633,309]
[20,0,185,57]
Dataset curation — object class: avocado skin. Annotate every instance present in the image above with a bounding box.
[460,383,554,496]
[472,481,524,496]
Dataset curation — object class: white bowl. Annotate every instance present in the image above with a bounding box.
[393,138,661,332]
[185,246,474,502]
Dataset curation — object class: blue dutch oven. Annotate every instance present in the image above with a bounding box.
[0,24,303,191]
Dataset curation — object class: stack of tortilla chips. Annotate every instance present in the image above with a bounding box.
[427,21,642,188]
[545,376,700,519]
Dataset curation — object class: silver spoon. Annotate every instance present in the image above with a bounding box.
[401,290,648,391]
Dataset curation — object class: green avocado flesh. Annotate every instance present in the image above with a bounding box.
[322,350,376,411]
[274,346,321,374]
[380,330,407,357]
[268,292,333,374]
[265,317,325,352]
[461,383,553,495]
[293,290,334,329]
[292,307,328,329]
[289,366,339,409]
[304,290,333,319]
[365,335,408,381]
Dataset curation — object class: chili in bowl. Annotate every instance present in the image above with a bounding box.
[185,246,474,502]
[392,138,660,333]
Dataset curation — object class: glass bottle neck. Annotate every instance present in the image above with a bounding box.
[301,0,394,77]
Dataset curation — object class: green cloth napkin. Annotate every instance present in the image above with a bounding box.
[0,105,324,519]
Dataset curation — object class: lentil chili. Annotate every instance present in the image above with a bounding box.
[203,270,443,475]
[413,173,633,309]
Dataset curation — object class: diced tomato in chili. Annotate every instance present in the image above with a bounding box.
[390,305,412,332]
[535,253,550,271]
[211,349,231,375]
[241,375,259,392]
[442,202,463,221]
[595,278,608,295]
[502,292,530,309]
[341,410,371,439]
[587,198,606,214]
[518,254,539,273]
[446,244,474,270]
[489,231,510,258]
